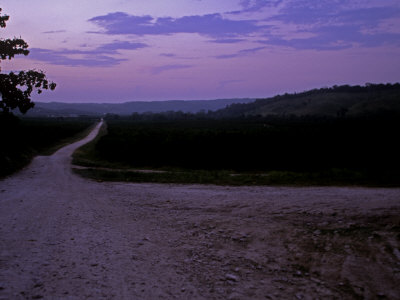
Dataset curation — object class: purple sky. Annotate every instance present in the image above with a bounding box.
[1,0,400,103]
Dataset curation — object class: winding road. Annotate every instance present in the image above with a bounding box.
[1,122,399,299]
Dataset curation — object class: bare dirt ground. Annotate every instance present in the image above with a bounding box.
[1,122,399,299]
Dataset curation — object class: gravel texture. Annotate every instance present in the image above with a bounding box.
[1,122,399,299]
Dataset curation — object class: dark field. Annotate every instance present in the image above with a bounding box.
[73,114,400,186]
[0,116,95,177]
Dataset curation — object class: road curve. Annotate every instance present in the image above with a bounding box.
[1,121,399,299]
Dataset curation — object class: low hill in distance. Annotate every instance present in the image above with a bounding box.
[23,83,400,118]
[214,83,400,118]
[25,98,256,117]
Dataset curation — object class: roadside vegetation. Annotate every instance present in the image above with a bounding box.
[72,111,400,186]
[0,115,96,178]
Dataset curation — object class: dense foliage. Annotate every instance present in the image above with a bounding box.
[0,116,94,177]
[0,8,55,114]
[213,83,400,118]
[90,115,400,181]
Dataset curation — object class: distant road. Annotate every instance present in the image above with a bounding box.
[0,121,399,299]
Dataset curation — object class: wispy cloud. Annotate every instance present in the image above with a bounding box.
[239,46,267,54]
[29,48,126,67]
[208,38,246,44]
[96,41,148,52]
[160,53,176,57]
[158,53,200,60]
[215,46,266,59]
[42,30,67,34]
[270,1,400,26]
[29,41,148,67]
[229,0,283,14]
[259,1,400,50]
[89,12,266,38]
[151,64,192,74]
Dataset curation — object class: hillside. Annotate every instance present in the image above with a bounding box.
[25,98,255,117]
[215,83,400,118]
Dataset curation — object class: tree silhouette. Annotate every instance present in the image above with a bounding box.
[0,8,56,114]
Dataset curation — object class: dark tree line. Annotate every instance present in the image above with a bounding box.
[93,114,400,176]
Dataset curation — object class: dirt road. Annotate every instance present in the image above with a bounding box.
[1,122,399,299]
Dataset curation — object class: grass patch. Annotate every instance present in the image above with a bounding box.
[73,168,268,185]
[72,167,400,186]
[72,121,112,168]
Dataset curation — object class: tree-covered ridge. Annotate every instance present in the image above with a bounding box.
[214,83,400,118]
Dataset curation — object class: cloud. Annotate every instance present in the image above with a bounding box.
[239,46,267,54]
[96,41,148,52]
[159,53,200,60]
[260,1,400,50]
[271,1,400,26]
[28,41,148,67]
[151,64,192,74]
[160,53,176,57]
[215,46,266,59]
[89,12,266,38]
[215,53,239,59]
[229,0,283,14]
[208,38,246,44]
[269,0,345,24]
[42,30,67,34]
[29,48,127,67]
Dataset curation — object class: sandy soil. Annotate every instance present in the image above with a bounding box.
[1,122,399,299]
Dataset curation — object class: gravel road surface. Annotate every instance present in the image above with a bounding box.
[1,122,399,299]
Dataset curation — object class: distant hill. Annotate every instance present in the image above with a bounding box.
[214,83,400,118]
[25,98,256,117]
